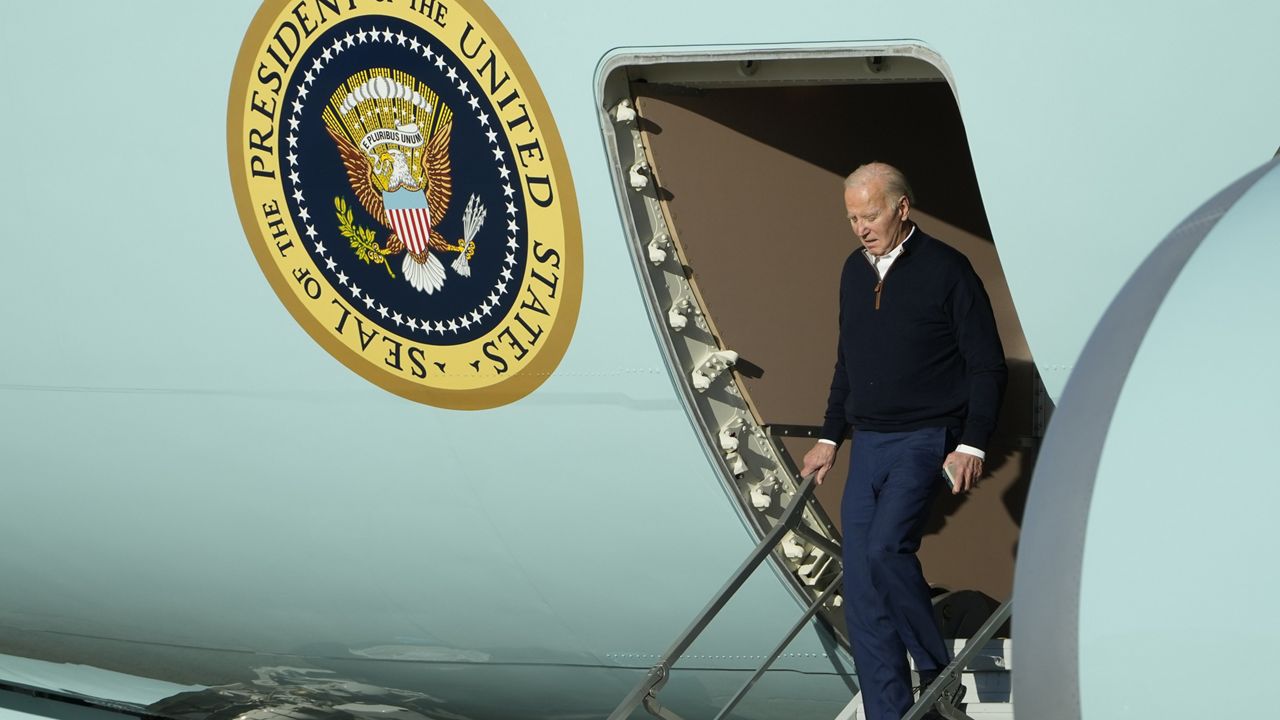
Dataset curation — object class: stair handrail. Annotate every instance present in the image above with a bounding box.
[605,466,1013,720]
[902,598,1012,720]
[606,473,826,720]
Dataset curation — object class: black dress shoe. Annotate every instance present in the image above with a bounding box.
[912,673,966,720]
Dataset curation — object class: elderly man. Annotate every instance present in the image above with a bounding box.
[801,163,1006,720]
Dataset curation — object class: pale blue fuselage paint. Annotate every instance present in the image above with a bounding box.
[1,2,1278,719]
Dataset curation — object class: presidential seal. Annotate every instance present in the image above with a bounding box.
[228,0,581,409]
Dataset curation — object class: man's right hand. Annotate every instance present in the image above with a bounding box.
[801,442,837,485]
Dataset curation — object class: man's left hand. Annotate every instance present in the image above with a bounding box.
[942,452,983,494]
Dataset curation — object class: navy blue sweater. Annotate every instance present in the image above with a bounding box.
[820,229,1007,450]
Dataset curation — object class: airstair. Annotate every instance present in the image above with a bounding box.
[839,636,1012,720]
[606,474,1014,720]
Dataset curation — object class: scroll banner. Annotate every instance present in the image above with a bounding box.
[360,125,425,153]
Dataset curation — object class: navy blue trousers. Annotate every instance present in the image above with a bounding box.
[842,426,953,720]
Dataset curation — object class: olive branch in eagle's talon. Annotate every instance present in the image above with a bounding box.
[334,196,396,278]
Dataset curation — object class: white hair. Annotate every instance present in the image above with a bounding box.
[844,162,915,206]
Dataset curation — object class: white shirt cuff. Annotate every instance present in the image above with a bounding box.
[818,439,838,446]
[955,444,985,460]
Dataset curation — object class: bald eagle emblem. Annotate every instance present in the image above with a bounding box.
[322,70,485,294]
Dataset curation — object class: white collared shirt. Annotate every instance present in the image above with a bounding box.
[862,226,914,279]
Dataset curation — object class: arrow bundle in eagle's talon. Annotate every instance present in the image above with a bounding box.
[453,194,486,277]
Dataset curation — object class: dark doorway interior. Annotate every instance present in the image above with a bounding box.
[633,80,1039,600]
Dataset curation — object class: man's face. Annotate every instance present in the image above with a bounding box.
[844,182,909,257]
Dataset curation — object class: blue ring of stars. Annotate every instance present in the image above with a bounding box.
[282,24,525,340]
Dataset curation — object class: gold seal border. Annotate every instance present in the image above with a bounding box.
[227,0,583,410]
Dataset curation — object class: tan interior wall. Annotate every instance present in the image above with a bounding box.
[634,82,1036,600]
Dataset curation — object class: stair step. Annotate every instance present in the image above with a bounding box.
[954,703,1014,719]
[911,639,1011,672]
[850,701,1013,720]
[836,638,1013,720]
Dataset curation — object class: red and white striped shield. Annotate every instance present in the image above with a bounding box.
[384,190,433,255]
